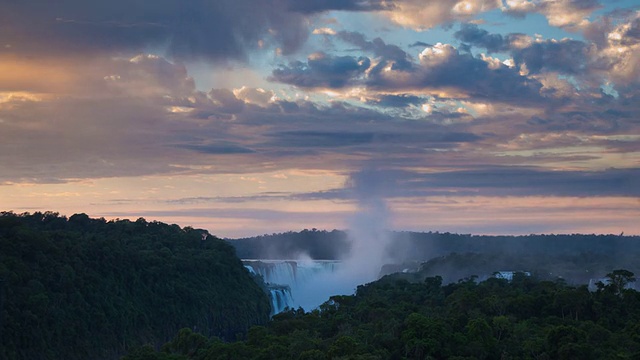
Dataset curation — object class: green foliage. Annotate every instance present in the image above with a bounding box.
[6,211,640,360]
[604,269,637,296]
[130,271,640,360]
[0,211,270,360]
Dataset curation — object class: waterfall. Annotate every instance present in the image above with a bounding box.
[243,260,340,314]
[269,286,294,315]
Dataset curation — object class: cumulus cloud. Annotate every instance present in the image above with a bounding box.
[452,22,640,101]
[454,23,511,53]
[270,35,544,106]
[233,87,276,107]
[511,38,592,75]
[371,43,544,104]
[454,23,591,74]
[207,89,246,114]
[270,52,371,89]
[502,0,601,31]
[336,31,414,70]
[379,0,501,30]
[599,11,640,87]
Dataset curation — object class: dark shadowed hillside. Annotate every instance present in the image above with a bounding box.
[0,212,271,360]
[229,229,350,259]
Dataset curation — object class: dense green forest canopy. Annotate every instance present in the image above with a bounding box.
[4,212,640,360]
[0,211,271,360]
[124,271,640,360]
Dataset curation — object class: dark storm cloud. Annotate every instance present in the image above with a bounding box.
[409,41,432,48]
[372,45,544,104]
[511,39,591,75]
[270,42,544,105]
[0,0,385,61]
[337,31,414,70]
[454,24,510,53]
[270,53,371,88]
[454,24,591,75]
[619,16,640,45]
[288,0,390,13]
[270,31,417,90]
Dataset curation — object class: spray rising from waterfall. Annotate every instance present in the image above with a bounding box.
[294,167,396,310]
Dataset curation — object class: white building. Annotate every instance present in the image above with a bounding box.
[493,271,531,281]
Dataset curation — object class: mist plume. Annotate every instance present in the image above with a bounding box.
[296,167,396,309]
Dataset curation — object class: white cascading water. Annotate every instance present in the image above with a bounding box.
[243,260,340,314]
[269,286,295,315]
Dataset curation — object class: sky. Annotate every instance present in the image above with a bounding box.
[1,0,639,238]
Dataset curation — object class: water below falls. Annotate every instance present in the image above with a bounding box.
[243,260,341,314]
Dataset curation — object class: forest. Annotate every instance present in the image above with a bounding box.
[0,211,271,360]
[3,212,640,359]
[124,270,640,359]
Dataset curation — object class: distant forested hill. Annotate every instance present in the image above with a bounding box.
[229,229,640,261]
[230,230,640,284]
[387,251,640,286]
[0,212,271,360]
[230,229,350,260]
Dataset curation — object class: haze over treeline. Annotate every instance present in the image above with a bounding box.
[230,229,640,284]
[230,228,640,260]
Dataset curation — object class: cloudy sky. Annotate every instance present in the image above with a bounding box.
[1,0,639,237]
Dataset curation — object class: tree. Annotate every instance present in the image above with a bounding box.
[605,270,636,296]
[161,328,209,357]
